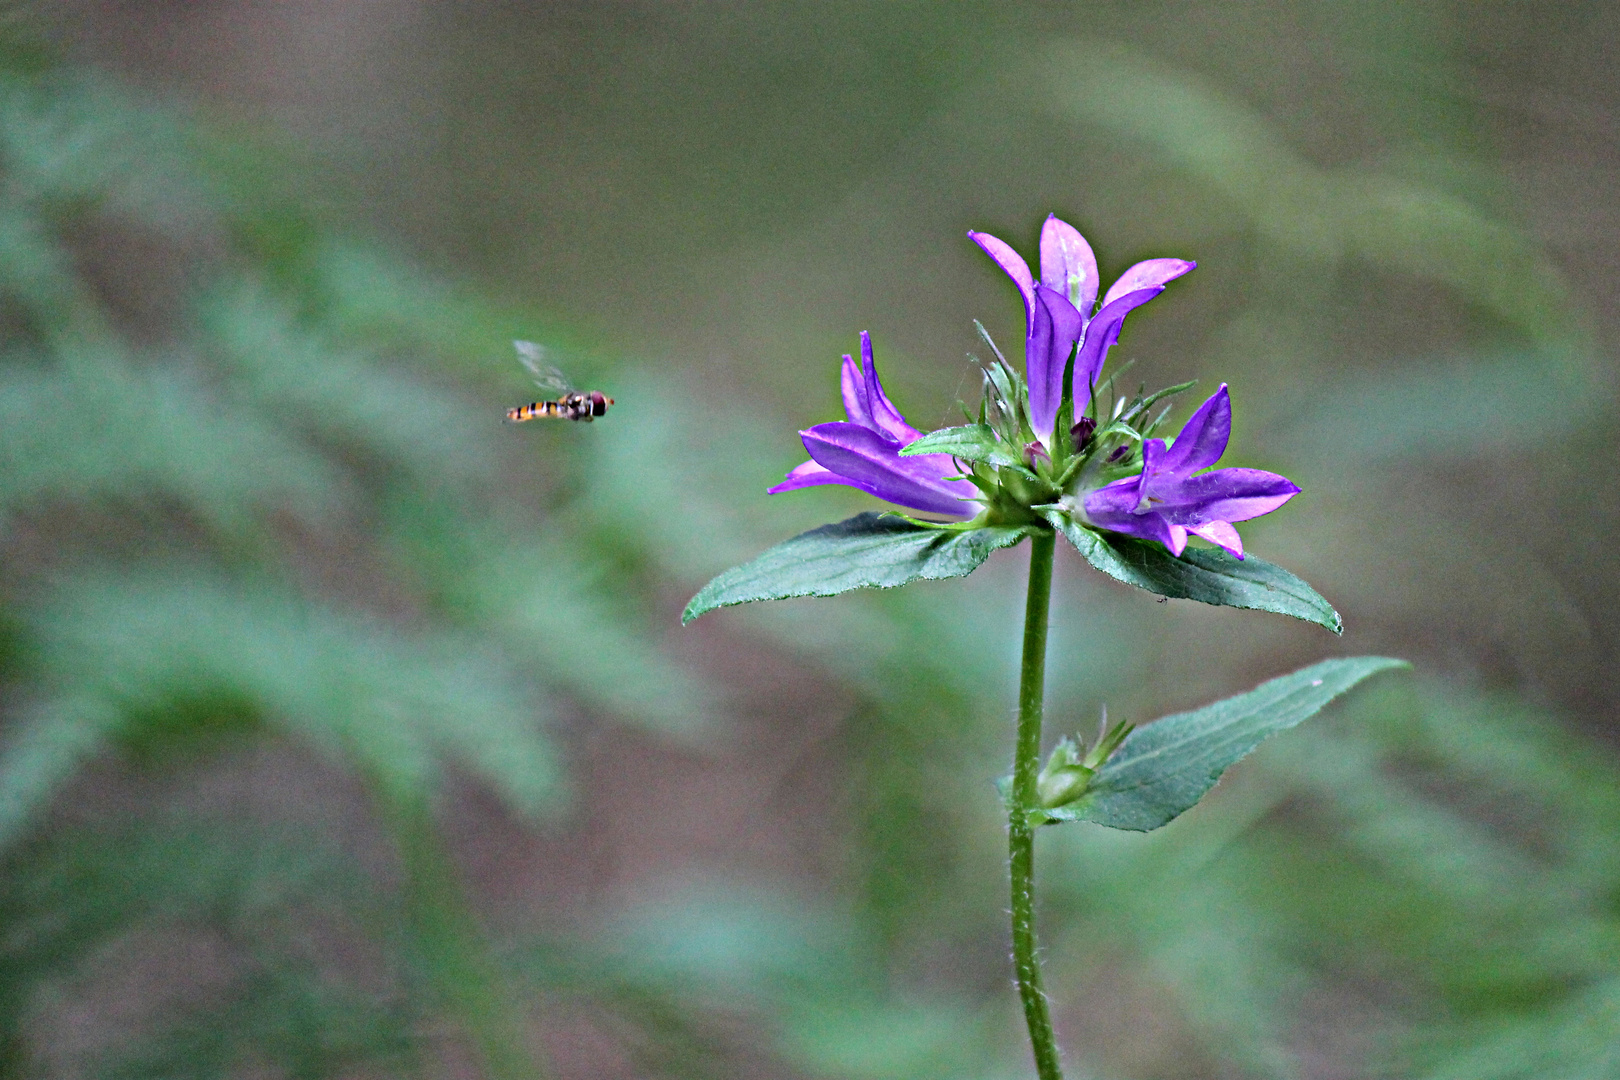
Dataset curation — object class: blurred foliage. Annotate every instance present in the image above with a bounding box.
[0,19,708,1077]
[0,3,1617,1080]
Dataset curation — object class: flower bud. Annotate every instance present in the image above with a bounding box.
[1069,416,1096,452]
[1037,737,1095,809]
[1036,719,1136,810]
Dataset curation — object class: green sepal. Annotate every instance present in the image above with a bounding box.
[1036,657,1408,830]
[984,357,1017,400]
[1127,379,1197,423]
[900,424,1023,469]
[973,319,1012,369]
[982,363,1024,444]
[682,513,1033,623]
[1090,358,1137,405]
[1041,510,1342,633]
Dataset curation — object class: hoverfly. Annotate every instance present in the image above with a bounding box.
[504,340,614,423]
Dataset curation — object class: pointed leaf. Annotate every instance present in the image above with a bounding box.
[683,513,1031,623]
[1043,657,1409,831]
[901,424,1023,469]
[1043,510,1341,633]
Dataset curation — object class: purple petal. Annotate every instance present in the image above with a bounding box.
[859,333,922,444]
[1081,474,1145,520]
[1081,478,1181,550]
[1070,286,1161,421]
[969,230,1035,329]
[1039,216,1099,317]
[1157,468,1300,524]
[800,422,977,518]
[1135,437,1176,505]
[1026,285,1082,445]
[1187,519,1244,558]
[839,353,870,427]
[1156,385,1231,476]
[1099,258,1195,309]
[768,457,842,495]
[1026,291,1052,421]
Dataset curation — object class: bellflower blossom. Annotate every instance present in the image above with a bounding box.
[769,331,980,519]
[1080,385,1298,559]
[690,213,1376,1080]
[969,216,1195,449]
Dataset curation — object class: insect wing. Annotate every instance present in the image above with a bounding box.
[513,340,573,396]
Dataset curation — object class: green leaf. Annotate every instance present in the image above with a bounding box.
[1043,656,1409,831]
[1043,510,1342,633]
[682,513,1031,623]
[900,424,1022,469]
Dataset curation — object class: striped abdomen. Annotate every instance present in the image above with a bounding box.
[505,391,614,423]
[506,400,565,422]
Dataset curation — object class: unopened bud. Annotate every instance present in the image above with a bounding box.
[1070,416,1096,452]
[1036,719,1136,810]
[1037,737,1095,809]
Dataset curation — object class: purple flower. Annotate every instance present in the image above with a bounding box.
[1081,385,1298,559]
[969,216,1195,448]
[769,332,980,519]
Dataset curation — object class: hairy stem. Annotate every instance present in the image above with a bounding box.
[1010,528,1062,1080]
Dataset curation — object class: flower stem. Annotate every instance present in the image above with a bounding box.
[1010,528,1063,1080]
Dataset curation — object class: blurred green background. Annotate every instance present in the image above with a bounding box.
[0,2,1616,1077]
